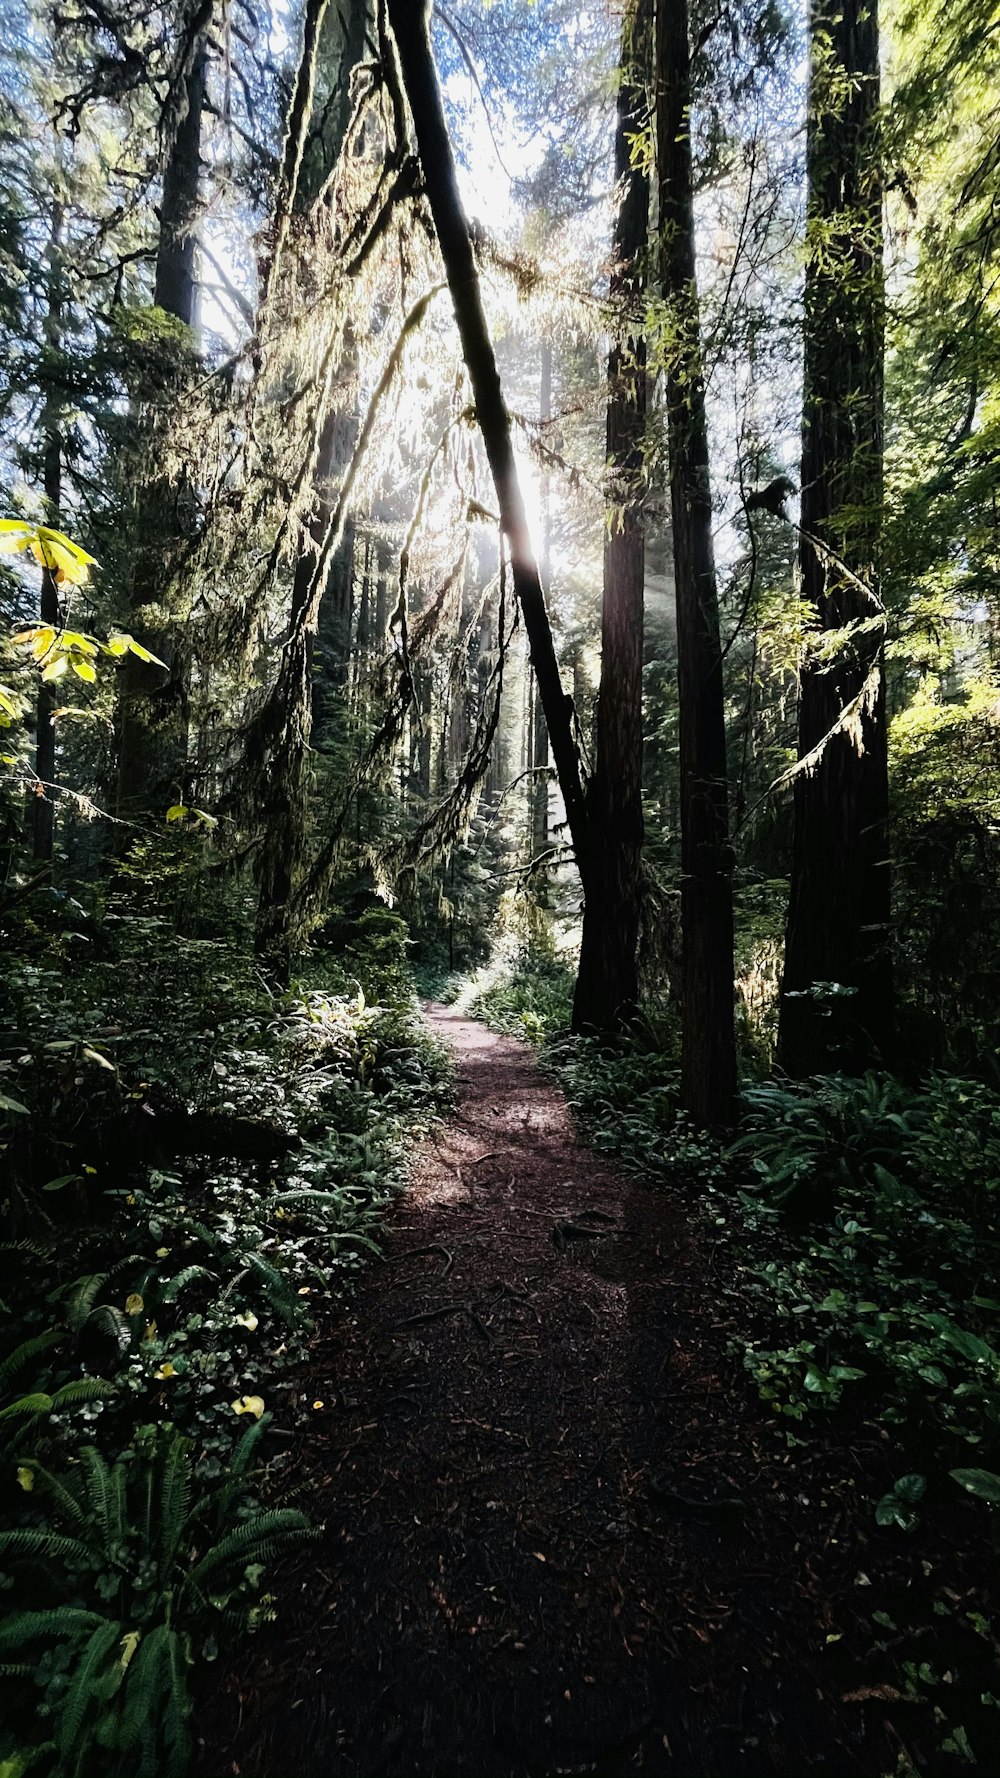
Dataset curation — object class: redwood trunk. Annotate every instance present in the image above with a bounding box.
[116,35,208,822]
[32,200,64,868]
[657,0,736,1125]
[572,0,651,1033]
[778,0,892,1075]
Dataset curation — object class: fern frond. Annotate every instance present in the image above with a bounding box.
[244,1253,298,1323]
[50,1378,115,1409]
[184,1509,313,1590]
[79,1302,131,1354]
[160,1265,216,1303]
[13,1461,87,1531]
[271,1188,349,1208]
[80,1447,116,1547]
[0,1329,61,1394]
[63,1272,108,1331]
[0,1238,50,1261]
[156,1434,192,1584]
[101,1252,146,1289]
[161,1626,193,1778]
[117,1622,192,1778]
[0,1392,53,1425]
[116,1624,162,1769]
[0,1607,106,1650]
[0,1528,95,1568]
[57,1618,121,1764]
[229,1410,270,1481]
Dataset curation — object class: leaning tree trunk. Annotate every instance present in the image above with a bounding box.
[32,197,64,869]
[657,0,736,1126]
[116,28,209,824]
[778,0,892,1075]
[385,0,591,886]
[572,0,652,1034]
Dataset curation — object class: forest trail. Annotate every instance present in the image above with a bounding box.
[200,1008,883,1778]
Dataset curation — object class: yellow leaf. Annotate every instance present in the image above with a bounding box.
[155,1362,177,1380]
[235,1311,259,1331]
[156,1247,169,1259]
[13,625,55,659]
[312,1400,324,1411]
[41,657,68,682]
[71,658,97,683]
[0,518,34,550]
[36,525,99,567]
[60,631,97,655]
[119,1630,141,1672]
[16,1466,34,1492]
[126,638,167,666]
[165,804,187,823]
[105,635,130,657]
[82,1046,115,1070]
[231,1394,265,1419]
[124,1293,144,1316]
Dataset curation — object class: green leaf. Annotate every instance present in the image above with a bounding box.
[42,1174,80,1192]
[950,1468,1000,1504]
[894,1473,926,1503]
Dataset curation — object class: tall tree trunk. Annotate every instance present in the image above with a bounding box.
[385,0,592,887]
[116,31,208,823]
[778,0,892,1075]
[572,0,651,1033]
[528,339,552,877]
[32,197,64,869]
[253,2,370,972]
[657,0,736,1125]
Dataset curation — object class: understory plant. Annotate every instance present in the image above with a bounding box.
[726,1072,1000,1510]
[0,893,451,1777]
[0,1420,311,1778]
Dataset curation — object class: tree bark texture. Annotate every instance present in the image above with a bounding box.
[528,338,552,875]
[32,199,64,868]
[386,0,591,887]
[572,0,652,1034]
[657,0,736,1125]
[116,33,209,823]
[778,0,893,1075]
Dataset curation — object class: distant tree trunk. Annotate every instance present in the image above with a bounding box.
[386,0,592,888]
[32,197,64,869]
[116,31,208,823]
[778,0,892,1075]
[657,0,736,1125]
[254,399,357,966]
[572,0,651,1034]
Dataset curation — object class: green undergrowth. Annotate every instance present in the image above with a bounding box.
[0,891,451,1778]
[548,1028,1000,1770]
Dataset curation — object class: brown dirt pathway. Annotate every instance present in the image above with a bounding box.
[198,1006,888,1777]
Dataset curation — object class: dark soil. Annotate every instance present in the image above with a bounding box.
[196,1008,909,1778]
